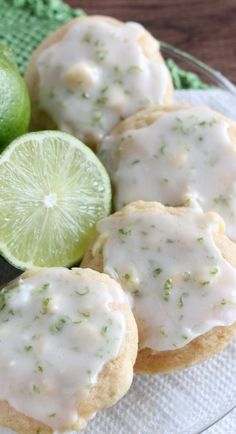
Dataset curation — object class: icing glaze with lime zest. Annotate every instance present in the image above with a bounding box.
[37,18,170,144]
[96,207,236,351]
[99,106,236,242]
[0,267,125,431]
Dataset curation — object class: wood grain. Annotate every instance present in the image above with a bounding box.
[67,0,236,84]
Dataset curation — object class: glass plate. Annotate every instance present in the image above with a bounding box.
[1,43,236,434]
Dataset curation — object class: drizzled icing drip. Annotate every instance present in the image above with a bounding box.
[97,207,236,351]
[99,107,236,242]
[0,268,125,430]
[37,18,170,144]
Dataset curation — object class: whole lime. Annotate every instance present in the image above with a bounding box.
[0,44,30,152]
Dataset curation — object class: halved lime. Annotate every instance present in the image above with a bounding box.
[0,131,111,269]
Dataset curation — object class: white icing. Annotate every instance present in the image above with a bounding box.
[99,106,236,242]
[97,207,236,351]
[0,268,125,431]
[37,18,170,144]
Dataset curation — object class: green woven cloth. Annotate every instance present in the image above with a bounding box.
[0,0,207,89]
[0,0,85,74]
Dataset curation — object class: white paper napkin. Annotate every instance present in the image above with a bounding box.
[1,88,236,434]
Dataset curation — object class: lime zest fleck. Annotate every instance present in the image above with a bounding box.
[41,297,52,314]
[75,287,89,296]
[92,110,103,123]
[113,65,120,74]
[81,91,89,99]
[163,279,173,301]
[210,266,219,275]
[81,311,90,318]
[118,228,132,240]
[0,293,6,311]
[118,228,131,235]
[178,295,184,308]
[123,273,131,281]
[221,299,227,305]
[183,272,191,282]
[153,268,162,277]
[95,48,107,62]
[160,143,167,155]
[200,280,210,286]
[133,289,141,297]
[127,65,142,73]
[36,283,50,294]
[213,194,229,206]
[95,96,107,105]
[160,328,167,337]
[37,365,43,373]
[83,34,92,43]
[33,384,40,394]
[50,317,67,333]
[101,325,108,336]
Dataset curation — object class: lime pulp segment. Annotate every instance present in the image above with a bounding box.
[0,131,111,269]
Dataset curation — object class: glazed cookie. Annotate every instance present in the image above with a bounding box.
[0,267,138,433]
[25,15,173,150]
[99,105,236,242]
[82,201,236,374]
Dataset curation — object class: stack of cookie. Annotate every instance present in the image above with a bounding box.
[1,15,236,434]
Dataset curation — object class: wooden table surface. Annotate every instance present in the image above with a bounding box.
[67,0,236,84]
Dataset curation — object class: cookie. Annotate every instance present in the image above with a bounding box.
[0,267,138,432]
[25,15,173,150]
[98,105,236,243]
[82,201,236,373]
